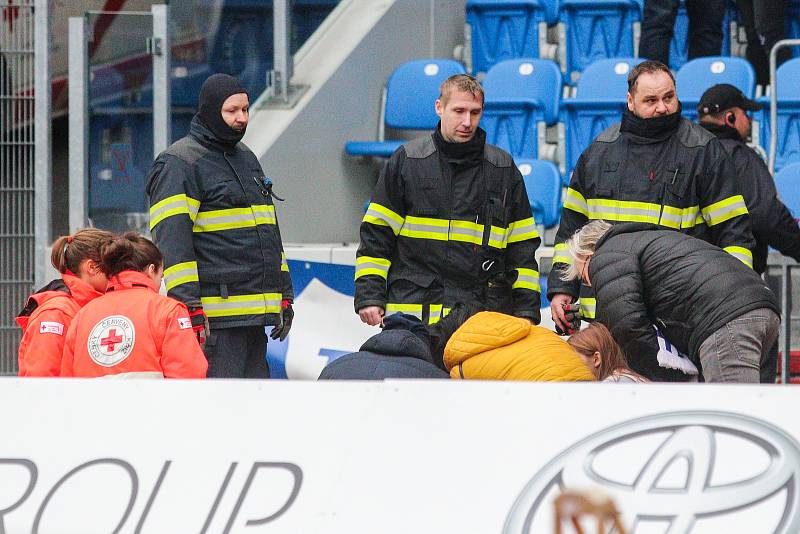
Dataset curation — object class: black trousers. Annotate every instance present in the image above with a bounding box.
[640,0,725,66]
[204,326,270,378]
[736,0,789,86]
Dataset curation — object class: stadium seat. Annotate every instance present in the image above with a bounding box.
[786,0,800,57]
[465,0,557,77]
[518,159,562,228]
[760,58,800,171]
[773,162,800,218]
[557,0,641,84]
[560,57,642,183]
[481,59,562,160]
[676,56,755,122]
[345,59,466,158]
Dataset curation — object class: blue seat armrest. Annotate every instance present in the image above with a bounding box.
[345,141,404,158]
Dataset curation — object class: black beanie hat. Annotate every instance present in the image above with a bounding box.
[196,73,249,147]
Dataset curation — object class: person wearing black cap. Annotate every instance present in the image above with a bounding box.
[146,73,294,379]
[698,83,800,382]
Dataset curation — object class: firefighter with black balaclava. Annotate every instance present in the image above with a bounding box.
[146,74,294,378]
[355,74,541,327]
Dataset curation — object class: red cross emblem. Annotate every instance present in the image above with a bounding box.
[100,328,123,352]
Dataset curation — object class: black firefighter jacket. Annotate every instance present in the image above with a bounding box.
[354,129,541,324]
[702,122,800,274]
[548,116,755,319]
[590,223,779,380]
[146,118,293,329]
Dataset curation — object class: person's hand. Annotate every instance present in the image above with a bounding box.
[549,294,574,333]
[188,307,210,347]
[556,304,582,336]
[270,300,294,341]
[358,306,385,326]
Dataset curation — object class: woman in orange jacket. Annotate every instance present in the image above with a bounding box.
[16,229,114,376]
[61,232,208,378]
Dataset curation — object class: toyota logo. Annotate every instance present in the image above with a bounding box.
[504,411,800,533]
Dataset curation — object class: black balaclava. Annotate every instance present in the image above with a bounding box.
[195,73,248,147]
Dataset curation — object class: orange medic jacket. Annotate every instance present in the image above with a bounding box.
[16,274,103,377]
[61,270,208,378]
[444,311,596,381]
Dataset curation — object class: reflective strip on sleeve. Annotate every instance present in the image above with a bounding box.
[724,246,754,268]
[201,293,282,317]
[507,217,539,244]
[564,188,588,216]
[513,268,541,292]
[355,256,391,280]
[163,261,199,291]
[149,194,201,230]
[488,226,509,249]
[193,205,276,233]
[399,216,450,241]
[553,243,572,265]
[281,252,289,272]
[701,195,749,226]
[385,303,423,320]
[579,297,596,319]
[363,203,405,235]
[429,304,444,324]
[448,220,484,245]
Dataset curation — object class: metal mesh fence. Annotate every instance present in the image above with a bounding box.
[1,1,35,374]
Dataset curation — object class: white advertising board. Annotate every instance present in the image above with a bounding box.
[1,380,798,533]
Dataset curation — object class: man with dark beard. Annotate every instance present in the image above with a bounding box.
[548,61,754,366]
[146,74,294,378]
[355,74,541,327]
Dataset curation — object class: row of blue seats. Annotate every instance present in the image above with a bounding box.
[466,0,800,83]
[346,56,791,180]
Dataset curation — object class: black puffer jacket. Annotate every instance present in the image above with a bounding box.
[591,223,779,380]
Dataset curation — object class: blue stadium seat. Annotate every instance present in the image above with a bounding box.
[558,0,641,84]
[466,0,557,76]
[677,56,755,122]
[481,59,561,159]
[345,59,466,158]
[560,57,642,184]
[773,162,800,218]
[786,1,800,57]
[665,1,733,70]
[758,58,800,171]
[518,159,562,228]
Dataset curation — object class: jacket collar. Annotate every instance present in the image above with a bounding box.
[189,116,240,154]
[700,121,743,142]
[620,103,683,143]
[106,270,160,293]
[62,273,103,307]
[15,274,102,328]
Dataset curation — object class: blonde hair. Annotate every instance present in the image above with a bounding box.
[51,228,115,275]
[439,74,484,107]
[560,220,612,282]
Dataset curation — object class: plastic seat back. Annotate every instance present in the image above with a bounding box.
[518,159,562,228]
[677,56,755,121]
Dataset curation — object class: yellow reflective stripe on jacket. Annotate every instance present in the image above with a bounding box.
[701,195,749,226]
[553,243,572,265]
[149,194,200,230]
[355,256,391,280]
[587,198,662,223]
[281,252,289,272]
[513,268,541,292]
[449,220,484,245]
[580,297,596,319]
[429,304,444,324]
[193,205,276,233]
[724,246,754,268]
[507,217,539,243]
[385,303,424,320]
[399,215,450,241]
[488,226,508,249]
[564,188,588,216]
[363,202,404,235]
[163,261,199,291]
[659,205,703,229]
[201,293,283,317]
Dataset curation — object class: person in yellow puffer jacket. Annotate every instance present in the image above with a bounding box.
[444,311,596,381]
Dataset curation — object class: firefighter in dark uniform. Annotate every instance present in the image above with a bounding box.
[548,60,755,338]
[146,74,294,378]
[355,74,541,326]
[698,83,800,382]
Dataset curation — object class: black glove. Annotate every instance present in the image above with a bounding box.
[188,307,210,346]
[270,300,294,341]
[555,304,581,336]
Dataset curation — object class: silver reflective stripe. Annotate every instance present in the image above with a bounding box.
[449,225,483,241]
[400,220,449,237]
[590,204,660,220]
[194,212,255,227]
[365,205,403,233]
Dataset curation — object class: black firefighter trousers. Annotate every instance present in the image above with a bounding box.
[203,326,270,379]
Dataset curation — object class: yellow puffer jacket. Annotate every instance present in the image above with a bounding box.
[444,312,596,381]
